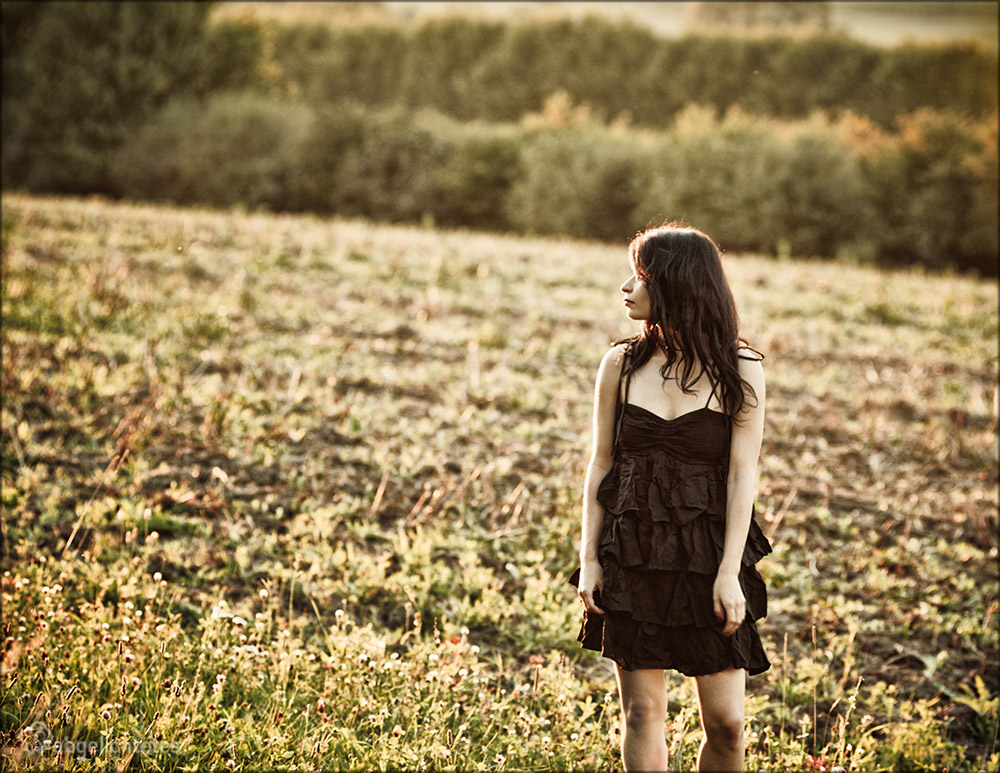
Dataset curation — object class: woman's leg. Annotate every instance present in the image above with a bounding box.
[614,666,669,772]
[693,667,746,772]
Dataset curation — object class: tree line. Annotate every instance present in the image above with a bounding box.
[2,3,996,274]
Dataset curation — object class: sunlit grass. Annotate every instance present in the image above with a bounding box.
[1,193,997,770]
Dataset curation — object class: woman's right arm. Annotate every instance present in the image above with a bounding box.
[578,345,625,614]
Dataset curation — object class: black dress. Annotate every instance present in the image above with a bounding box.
[570,352,772,676]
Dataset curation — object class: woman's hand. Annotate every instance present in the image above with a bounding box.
[577,558,605,615]
[713,571,746,636]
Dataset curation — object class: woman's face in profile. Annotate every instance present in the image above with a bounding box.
[620,268,650,320]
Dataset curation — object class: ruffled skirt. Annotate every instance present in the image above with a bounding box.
[570,448,772,676]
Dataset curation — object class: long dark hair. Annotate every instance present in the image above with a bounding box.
[622,224,759,419]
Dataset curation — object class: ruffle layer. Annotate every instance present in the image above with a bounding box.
[595,450,773,576]
[570,438,774,675]
[594,556,768,629]
[577,609,771,676]
[597,449,726,526]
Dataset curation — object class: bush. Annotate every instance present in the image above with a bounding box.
[853,109,999,273]
[259,17,997,129]
[636,106,789,254]
[113,92,312,211]
[505,124,656,242]
[285,102,373,214]
[1,2,215,194]
[269,21,407,107]
[329,108,452,223]
[428,119,524,231]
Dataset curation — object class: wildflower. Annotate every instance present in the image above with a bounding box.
[495,754,506,764]
[460,626,470,636]
[334,609,345,622]
[317,698,326,713]
[541,736,551,747]
[570,732,578,740]
[470,645,480,655]
[259,589,268,600]
[458,669,468,677]
[101,710,111,720]
[529,654,545,665]
[442,750,451,759]
[232,617,247,627]
[130,677,140,688]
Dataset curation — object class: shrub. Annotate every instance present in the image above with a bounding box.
[257,17,998,129]
[269,21,407,107]
[329,108,452,223]
[637,106,788,255]
[428,120,524,231]
[1,2,214,194]
[852,109,999,273]
[505,125,656,242]
[285,101,373,214]
[113,91,312,211]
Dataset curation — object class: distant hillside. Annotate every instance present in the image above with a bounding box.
[212,1,999,48]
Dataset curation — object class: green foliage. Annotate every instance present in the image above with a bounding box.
[197,16,268,95]
[507,124,656,242]
[328,107,451,223]
[855,110,1000,274]
[1,2,216,193]
[269,21,407,107]
[112,91,313,210]
[428,120,524,231]
[260,17,997,128]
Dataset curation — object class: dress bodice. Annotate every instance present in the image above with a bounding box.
[618,403,730,465]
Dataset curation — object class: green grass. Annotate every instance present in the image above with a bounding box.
[1,193,997,771]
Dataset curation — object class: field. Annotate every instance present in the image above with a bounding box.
[1,193,997,770]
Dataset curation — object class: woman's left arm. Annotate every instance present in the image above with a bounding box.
[713,356,766,636]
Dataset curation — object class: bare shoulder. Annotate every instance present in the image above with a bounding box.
[737,354,765,399]
[596,342,629,389]
[604,342,631,366]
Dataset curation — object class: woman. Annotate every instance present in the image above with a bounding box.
[571,224,772,771]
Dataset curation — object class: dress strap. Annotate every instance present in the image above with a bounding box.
[612,346,632,457]
[705,379,718,409]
